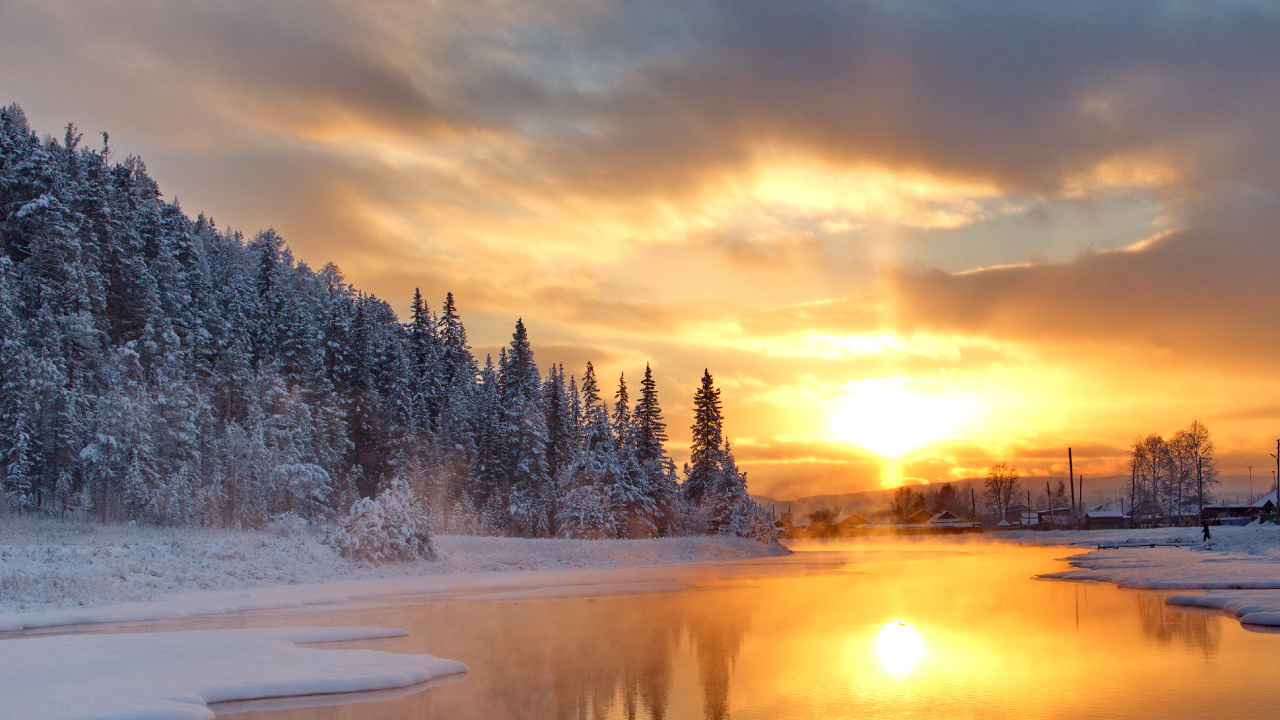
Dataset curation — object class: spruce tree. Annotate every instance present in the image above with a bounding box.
[684,369,723,506]
[500,319,552,536]
[633,364,668,466]
[612,372,631,450]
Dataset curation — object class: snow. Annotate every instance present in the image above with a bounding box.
[0,516,787,630]
[0,625,467,720]
[1010,524,1280,628]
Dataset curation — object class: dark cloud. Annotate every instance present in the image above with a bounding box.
[884,192,1280,369]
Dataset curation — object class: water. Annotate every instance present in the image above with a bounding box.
[43,542,1280,718]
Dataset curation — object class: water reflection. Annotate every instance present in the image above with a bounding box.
[876,621,925,676]
[215,586,756,720]
[687,597,753,720]
[83,541,1278,720]
[1135,592,1221,654]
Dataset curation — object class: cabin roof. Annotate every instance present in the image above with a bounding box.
[833,511,867,526]
[928,510,962,523]
[1252,490,1278,509]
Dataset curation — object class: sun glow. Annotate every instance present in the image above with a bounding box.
[876,620,926,676]
[827,381,972,458]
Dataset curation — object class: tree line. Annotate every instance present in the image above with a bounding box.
[0,104,775,542]
[981,419,1220,526]
[1127,420,1218,524]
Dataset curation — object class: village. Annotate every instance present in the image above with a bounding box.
[775,490,1280,539]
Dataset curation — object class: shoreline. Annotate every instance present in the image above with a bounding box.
[0,515,788,633]
[1000,525,1280,630]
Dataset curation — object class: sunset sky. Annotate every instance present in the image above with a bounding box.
[5,1,1280,499]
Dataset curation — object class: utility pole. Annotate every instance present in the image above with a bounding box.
[1045,482,1053,530]
[1068,448,1076,530]
[1079,475,1085,522]
[1130,462,1137,529]
[1272,440,1280,521]
[1027,490,1032,528]
[1249,466,1253,504]
[971,487,978,525]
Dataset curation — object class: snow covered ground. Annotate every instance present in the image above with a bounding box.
[0,517,791,720]
[1008,524,1280,628]
[0,516,787,626]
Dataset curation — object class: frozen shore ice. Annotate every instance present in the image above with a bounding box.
[1011,524,1280,628]
[0,625,467,720]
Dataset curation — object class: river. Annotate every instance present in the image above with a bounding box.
[42,540,1280,718]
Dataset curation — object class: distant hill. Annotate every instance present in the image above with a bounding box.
[753,478,983,519]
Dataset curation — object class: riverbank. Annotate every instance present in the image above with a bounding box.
[1007,524,1280,628]
[0,515,787,623]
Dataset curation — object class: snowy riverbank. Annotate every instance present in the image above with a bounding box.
[0,518,793,720]
[0,516,787,621]
[1005,524,1280,628]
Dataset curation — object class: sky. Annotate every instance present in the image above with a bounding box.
[4,1,1280,499]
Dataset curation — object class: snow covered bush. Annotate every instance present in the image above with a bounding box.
[332,480,435,563]
[266,511,311,537]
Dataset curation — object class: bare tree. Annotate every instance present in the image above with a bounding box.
[984,463,1021,523]
[1169,429,1196,521]
[889,485,925,521]
[1181,420,1218,517]
[1130,434,1170,524]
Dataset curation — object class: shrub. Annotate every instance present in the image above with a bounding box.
[333,480,434,563]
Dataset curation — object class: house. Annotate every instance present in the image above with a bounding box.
[904,509,934,525]
[1252,490,1277,515]
[1036,507,1073,528]
[1201,503,1252,522]
[1083,507,1128,530]
[833,512,869,533]
[1129,499,1164,528]
[778,515,811,538]
[927,510,965,525]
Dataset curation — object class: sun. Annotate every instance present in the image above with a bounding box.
[827,381,971,457]
[876,620,926,676]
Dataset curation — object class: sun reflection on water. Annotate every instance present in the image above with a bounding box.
[876,620,925,677]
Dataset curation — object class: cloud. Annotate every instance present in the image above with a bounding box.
[5,0,1280,496]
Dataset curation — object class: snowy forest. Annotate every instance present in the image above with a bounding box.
[0,104,776,546]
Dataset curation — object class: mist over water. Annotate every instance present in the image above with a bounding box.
[107,541,1272,719]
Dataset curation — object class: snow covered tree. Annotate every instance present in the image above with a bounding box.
[683,369,723,507]
[557,377,621,539]
[500,319,553,537]
[612,372,631,450]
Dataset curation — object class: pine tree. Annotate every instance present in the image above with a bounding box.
[500,319,553,536]
[633,364,668,466]
[581,361,601,417]
[684,369,723,506]
[612,372,631,451]
[407,287,443,435]
[472,354,507,531]
[633,363,677,535]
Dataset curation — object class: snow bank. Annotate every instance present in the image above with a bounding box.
[1016,524,1280,628]
[0,516,788,630]
[0,625,467,720]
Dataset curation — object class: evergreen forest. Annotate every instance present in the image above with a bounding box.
[0,105,776,544]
